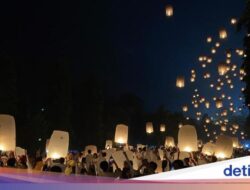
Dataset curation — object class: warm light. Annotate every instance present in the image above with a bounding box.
[216,152,225,159]
[51,152,60,159]
[160,124,166,132]
[114,124,128,144]
[219,29,227,39]
[184,146,192,152]
[207,37,212,43]
[218,63,228,75]
[146,122,154,134]
[0,144,5,151]
[165,5,173,17]
[231,18,237,25]
[176,76,185,88]
[182,105,188,112]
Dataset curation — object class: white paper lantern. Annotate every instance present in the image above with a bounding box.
[182,105,188,112]
[176,76,185,88]
[47,130,69,159]
[146,122,154,134]
[165,5,173,17]
[219,29,227,39]
[165,136,175,147]
[216,99,223,109]
[231,137,239,148]
[85,145,97,154]
[202,142,216,156]
[114,124,128,144]
[178,125,198,152]
[215,135,233,159]
[105,140,113,149]
[160,124,166,132]
[218,63,228,75]
[0,114,16,151]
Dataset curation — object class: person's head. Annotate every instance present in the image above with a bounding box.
[123,161,130,169]
[142,159,148,166]
[100,161,109,172]
[88,150,92,155]
[172,160,184,170]
[93,153,98,159]
[142,147,147,151]
[149,161,157,172]
[162,160,168,170]
[59,157,65,164]
[67,153,73,160]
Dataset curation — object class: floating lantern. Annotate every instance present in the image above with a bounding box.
[0,115,16,151]
[216,99,223,109]
[207,58,212,63]
[182,105,188,112]
[221,125,227,132]
[215,135,233,159]
[85,145,97,154]
[219,28,227,39]
[160,124,166,132]
[178,125,198,152]
[146,122,154,134]
[207,37,212,43]
[178,123,183,129]
[231,137,239,148]
[205,101,210,108]
[105,140,113,149]
[231,18,237,25]
[211,48,216,54]
[233,124,239,130]
[215,42,220,47]
[47,130,69,159]
[202,142,216,156]
[218,63,228,75]
[165,5,173,17]
[176,76,185,88]
[114,124,128,144]
[165,136,175,147]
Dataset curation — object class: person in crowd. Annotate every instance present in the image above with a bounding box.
[65,153,76,175]
[7,151,16,167]
[50,157,66,173]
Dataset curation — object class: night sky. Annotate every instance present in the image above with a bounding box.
[3,0,246,113]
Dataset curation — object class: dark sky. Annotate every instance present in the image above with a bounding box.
[2,0,246,113]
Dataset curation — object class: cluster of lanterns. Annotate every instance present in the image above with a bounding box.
[175,14,247,141]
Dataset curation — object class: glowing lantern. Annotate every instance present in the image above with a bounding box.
[205,101,210,108]
[216,99,223,108]
[47,130,69,159]
[146,122,154,134]
[219,29,227,39]
[0,115,16,151]
[160,124,166,132]
[178,123,183,129]
[207,37,212,43]
[85,145,97,154]
[165,5,173,17]
[176,76,185,88]
[211,48,216,54]
[231,137,239,148]
[215,135,233,159]
[221,125,227,132]
[202,142,216,156]
[215,42,220,47]
[114,124,128,144]
[205,118,210,123]
[178,125,198,152]
[105,140,113,149]
[165,136,175,147]
[218,63,228,75]
[231,18,237,25]
[182,105,188,112]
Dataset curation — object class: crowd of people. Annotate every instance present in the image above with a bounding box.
[0,146,250,179]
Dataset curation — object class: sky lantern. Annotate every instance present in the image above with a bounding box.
[221,125,227,132]
[216,99,223,109]
[146,122,154,134]
[160,124,166,132]
[165,136,175,147]
[176,76,185,88]
[47,130,69,159]
[202,142,216,156]
[219,28,227,39]
[105,140,113,149]
[207,37,212,43]
[182,105,188,112]
[165,5,173,17]
[231,137,239,148]
[114,124,128,144]
[231,18,237,25]
[178,125,198,152]
[218,63,228,75]
[215,42,220,47]
[215,135,233,159]
[211,48,216,54]
[85,145,97,154]
[0,115,16,151]
[205,101,210,108]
